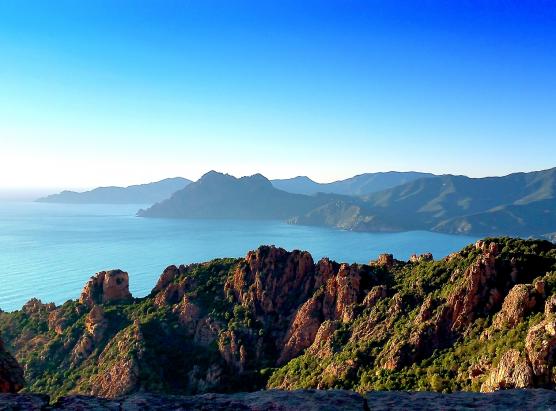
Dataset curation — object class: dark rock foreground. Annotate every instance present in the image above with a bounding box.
[2,389,556,411]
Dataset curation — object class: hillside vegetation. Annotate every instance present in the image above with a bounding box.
[1,238,556,399]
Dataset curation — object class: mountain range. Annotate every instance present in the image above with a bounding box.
[271,171,434,195]
[139,168,556,238]
[36,177,191,204]
[35,168,556,238]
[36,171,434,204]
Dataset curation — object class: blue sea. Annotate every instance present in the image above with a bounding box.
[0,202,477,312]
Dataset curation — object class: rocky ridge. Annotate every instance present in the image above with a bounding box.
[1,237,556,400]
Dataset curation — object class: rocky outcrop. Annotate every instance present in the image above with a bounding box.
[409,252,433,263]
[372,253,394,269]
[225,246,318,322]
[85,305,108,342]
[481,349,534,392]
[0,337,24,393]
[447,243,501,332]
[525,317,556,386]
[79,270,132,308]
[491,283,542,331]
[89,322,145,398]
[278,261,368,364]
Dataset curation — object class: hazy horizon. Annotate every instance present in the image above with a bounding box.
[2,1,556,189]
[2,165,556,199]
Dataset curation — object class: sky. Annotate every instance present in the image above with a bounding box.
[1,0,555,190]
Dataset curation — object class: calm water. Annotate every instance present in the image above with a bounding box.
[0,202,477,311]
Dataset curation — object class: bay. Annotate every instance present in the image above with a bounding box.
[0,202,477,311]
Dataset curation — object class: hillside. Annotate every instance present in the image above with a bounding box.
[271,171,435,195]
[1,238,556,400]
[138,171,328,219]
[36,177,191,205]
[291,168,556,237]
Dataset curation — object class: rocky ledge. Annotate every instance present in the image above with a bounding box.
[2,389,556,410]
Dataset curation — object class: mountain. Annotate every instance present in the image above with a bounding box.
[36,177,191,204]
[271,171,435,195]
[291,168,556,237]
[138,171,327,219]
[2,238,556,400]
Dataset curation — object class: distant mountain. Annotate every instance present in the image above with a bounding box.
[138,171,327,219]
[291,168,556,237]
[271,171,435,195]
[36,177,191,205]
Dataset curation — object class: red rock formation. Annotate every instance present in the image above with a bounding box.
[373,254,394,269]
[525,317,556,385]
[278,296,323,364]
[307,321,340,358]
[362,285,387,308]
[491,284,541,331]
[173,296,202,333]
[85,305,108,343]
[80,270,132,308]
[279,262,366,363]
[225,246,317,320]
[447,243,501,332]
[90,322,145,398]
[409,253,433,263]
[481,349,534,391]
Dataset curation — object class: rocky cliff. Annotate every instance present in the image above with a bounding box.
[1,237,556,400]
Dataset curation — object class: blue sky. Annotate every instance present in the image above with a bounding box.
[1,1,555,189]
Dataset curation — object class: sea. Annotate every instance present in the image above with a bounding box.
[0,202,478,311]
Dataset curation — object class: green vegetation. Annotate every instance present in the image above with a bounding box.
[1,237,556,398]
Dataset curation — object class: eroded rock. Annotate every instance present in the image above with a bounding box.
[80,270,132,308]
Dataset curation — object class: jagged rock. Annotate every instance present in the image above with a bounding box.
[79,270,132,308]
[468,357,491,379]
[218,330,247,374]
[48,308,71,335]
[225,246,317,321]
[307,320,340,358]
[481,349,534,392]
[525,317,556,385]
[545,294,556,316]
[279,296,323,364]
[373,253,394,269]
[173,296,202,332]
[71,334,94,364]
[22,298,55,315]
[152,265,180,294]
[327,264,361,322]
[85,305,108,342]
[279,262,366,363]
[90,322,145,398]
[491,284,540,331]
[362,285,387,308]
[409,252,433,263]
[447,247,501,332]
[0,338,24,393]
